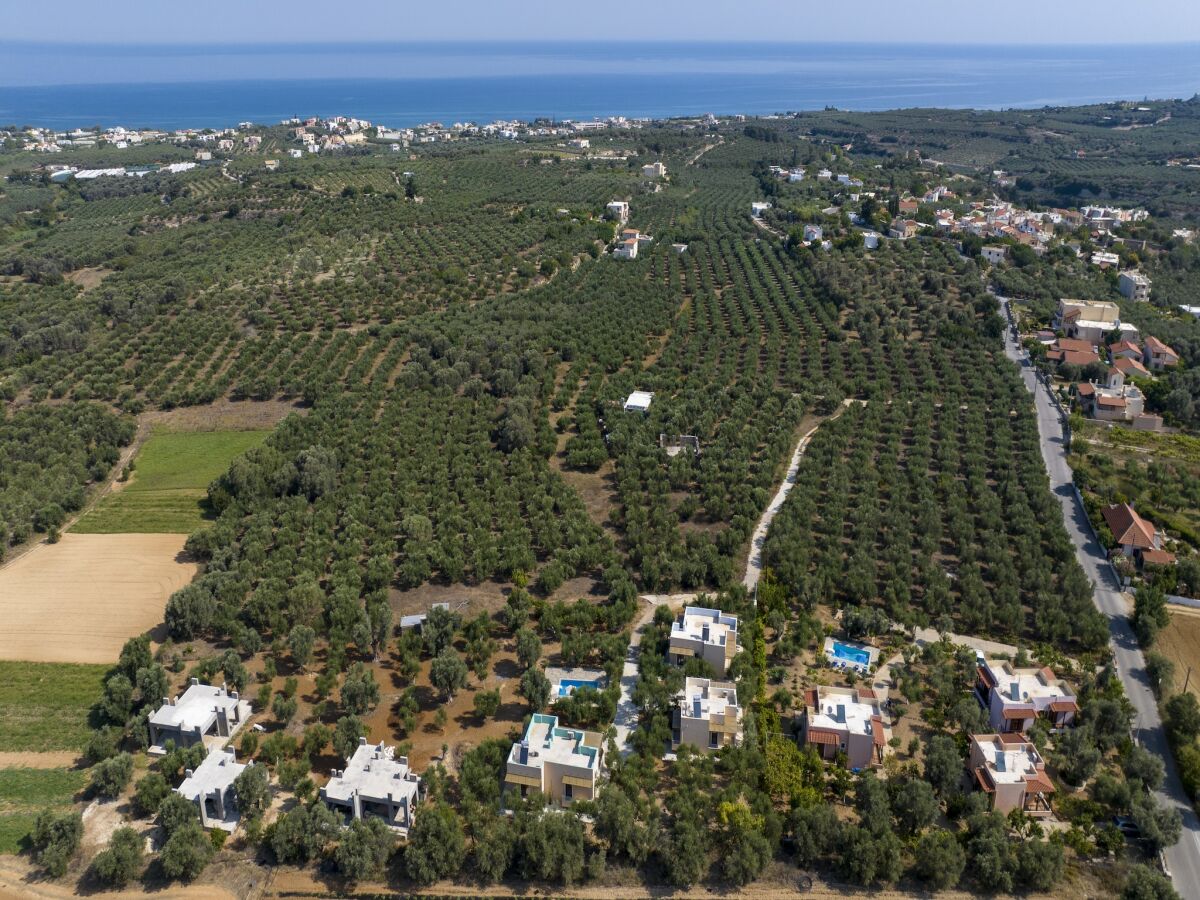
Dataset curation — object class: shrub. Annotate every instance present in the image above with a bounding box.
[92,826,144,886]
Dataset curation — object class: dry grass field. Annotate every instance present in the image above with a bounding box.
[1155,606,1200,701]
[0,534,197,664]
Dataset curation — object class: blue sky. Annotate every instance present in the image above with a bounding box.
[6,0,1200,44]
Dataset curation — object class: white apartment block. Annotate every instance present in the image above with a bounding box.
[668,606,739,675]
[672,676,742,752]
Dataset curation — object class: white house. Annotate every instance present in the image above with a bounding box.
[642,161,666,179]
[322,739,422,835]
[1118,271,1152,302]
[673,677,742,752]
[668,606,738,675]
[975,659,1077,733]
[623,391,654,413]
[981,245,1008,265]
[176,749,249,831]
[750,201,772,219]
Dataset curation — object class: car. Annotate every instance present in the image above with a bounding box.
[1114,816,1140,837]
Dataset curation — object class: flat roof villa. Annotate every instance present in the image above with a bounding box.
[149,679,250,753]
[969,733,1055,817]
[975,658,1077,734]
[176,748,249,831]
[321,738,422,835]
[668,606,738,676]
[505,713,603,807]
[673,676,742,752]
[798,685,888,770]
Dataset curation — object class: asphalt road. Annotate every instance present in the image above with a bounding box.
[999,299,1200,897]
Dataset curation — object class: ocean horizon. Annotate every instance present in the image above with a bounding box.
[3,41,1200,129]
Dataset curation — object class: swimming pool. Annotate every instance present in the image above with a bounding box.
[829,641,871,667]
[556,678,601,697]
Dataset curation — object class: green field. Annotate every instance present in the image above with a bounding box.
[0,768,88,854]
[73,429,269,533]
[0,660,108,752]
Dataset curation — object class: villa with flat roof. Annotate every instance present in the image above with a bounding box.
[672,676,742,752]
[504,713,603,807]
[149,679,249,752]
[799,686,888,769]
[321,739,422,835]
[176,748,249,831]
[976,659,1077,733]
[669,606,738,675]
[969,733,1055,817]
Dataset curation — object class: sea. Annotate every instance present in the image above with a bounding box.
[3,41,1200,130]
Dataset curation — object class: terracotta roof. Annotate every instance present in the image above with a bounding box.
[1049,349,1100,366]
[974,767,996,793]
[1048,699,1078,713]
[1113,357,1150,378]
[1024,774,1056,795]
[1056,338,1098,353]
[870,716,886,747]
[1109,339,1142,357]
[1037,666,1057,683]
[1144,335,1178,359]
[1097,395,1127,408]
[977,665,997,689]
[1102,503,1157,550]
[1001,706,1036,720]
[997,733,1029,746]
[1140,548,1177,566]
[1076,382,1096,397]
[805,728,840,747]
[856,687,877,700]
[804,688,818,709]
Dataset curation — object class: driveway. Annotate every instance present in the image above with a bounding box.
[1000,298,1200,897]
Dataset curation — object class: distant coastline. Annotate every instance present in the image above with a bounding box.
[2,41,1199,129]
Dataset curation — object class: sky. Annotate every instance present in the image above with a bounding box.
[6,0,1200,44]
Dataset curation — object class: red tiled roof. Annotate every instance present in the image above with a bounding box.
[1144,335,1178,359]
[1076,382,1096,397]
[997,733,1029,746]
[805,728,840,747]
[1140,548,1177,566]
[977,665,997,688]
[974,767,996,793]
[1113,357,1150,378]
[1049,349,1100,366]
[1024,774,1056,795]
[856,688,877,700]
[1055,338,1097,354]
[1109,339,1142,357]
[1048,699,1078,713]
[804,688,818,709]
[1097,395,1127,408]
[1001,706,1035,720]
[871,716,886,747]
[1102,503,1157,550]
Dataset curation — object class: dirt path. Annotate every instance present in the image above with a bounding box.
[0,418,150,571]
[742,400,858,595]
[685,135,723,167]
[0,751,81,769]
[751,215,785,240]
[612,594,695,756]
[0,857,238,900]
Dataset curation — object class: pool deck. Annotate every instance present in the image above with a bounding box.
[546,666,607,692]
[823,636,881,669]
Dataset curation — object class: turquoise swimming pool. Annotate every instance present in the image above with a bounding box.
[556,678,601,697]
[830,641,871,667]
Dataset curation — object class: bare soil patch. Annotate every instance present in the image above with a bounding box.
[141,398,305,432]
[388,579,512,619]
[64,267,114,291]
[0,752,80,770]
[0,534,197,664]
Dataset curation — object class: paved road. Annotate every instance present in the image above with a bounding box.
[1000,298,1200,897]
